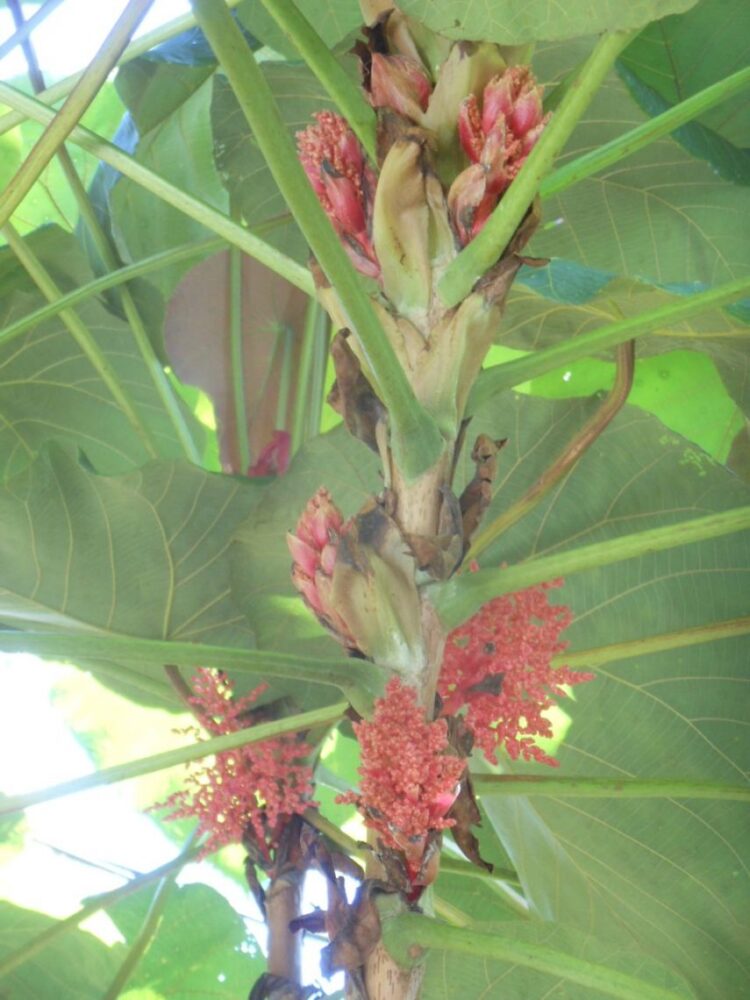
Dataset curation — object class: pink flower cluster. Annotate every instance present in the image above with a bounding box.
[338,678,465,875]
[439,581,593,765]
[297,111,380,279]
[154,669,315,860]
[449,67,549,243]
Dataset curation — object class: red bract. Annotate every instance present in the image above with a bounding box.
[439,581,594,766]
[370,52,432,118]
[339,678,465,877]
[296,111,380,279]
[247,430,290,477]
[449,66,549,244]
[153,670,315,861]
[287,487,358,649]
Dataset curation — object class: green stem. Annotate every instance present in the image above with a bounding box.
[432,505,750,630]
[0,0,66,62]
[382,915,687,1000]
[229,234,251,473]
[468,276,750,407]
[0,631,385,712]
[0,844,199,979]
[0,0,245,138]
[0,0,154,229]
[468,341,634,560]
[438,30,635,309]
[0,701,347,817]
[291,297,324,453]
[190,0,443,481]
[559,616,750,671]
[2,222,159,458]
[542,66,750,198]
[471,776,750,801]
[256,0,377,161]
[0,81,314,295]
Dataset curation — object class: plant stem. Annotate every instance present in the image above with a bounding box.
[0,0,154,229]
[468,341,634,560]
[291,297,325,453]
[382,914,688,1000]
[0,701,347,817]
[190,0,444,481]
[471,776,750,801]
[0,0,245,138]
[541,66,750,198]
[0,632,385,713]
[432,505,750,630]
[0,0,65,62]
[256,0,377,160]
[559,615,750,671]
[229,232,251,473]
[468,275,750,406]
[0,843,199,979]
[2,222,159,458]
[0,81,315,295]
[438,30,635,308]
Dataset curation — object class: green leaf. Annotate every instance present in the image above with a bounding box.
[109,77,229,299]
[231,425,380,659]
[238,0,362,58]
[494,276,750,422]
[0,446,263,706]
[115,57,216,136]
[450,392,750,999]
[411,920,695,999]
[397,0,699,45]
[0,227,202,479]
[0,901,120,1000]
[106,882,265,997]
[619,0,750,148]
[528,45,750,286]
[211,61,334,256]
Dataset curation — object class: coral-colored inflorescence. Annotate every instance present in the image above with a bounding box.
[439,580,594,766]
[449,66,549,243]
[153,669,315,860]
[339,678,465,868]
[296,111,380,279]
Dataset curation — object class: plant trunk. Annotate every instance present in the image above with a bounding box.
[362,451,453,999]
[266,870,302,983]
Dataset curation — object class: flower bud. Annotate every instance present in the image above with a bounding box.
[287,487,357,649]
[370,53,432,120]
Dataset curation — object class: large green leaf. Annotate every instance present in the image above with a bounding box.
[619,0,750,148]
[211,62,335,260]
[452,391,750,999]
[109,77,229,299]
[419,921,694,999]
[0,900,121,1000]
[0,228,201,480]
[398,0,699,45]
[0,447,262,706]
[529,44,750,285]
[238,0,362,58]
[106,882,265,998]
[494,276,750,419]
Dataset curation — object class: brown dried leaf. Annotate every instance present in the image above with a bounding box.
[327,332,386,453]
[447,772,493,873]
